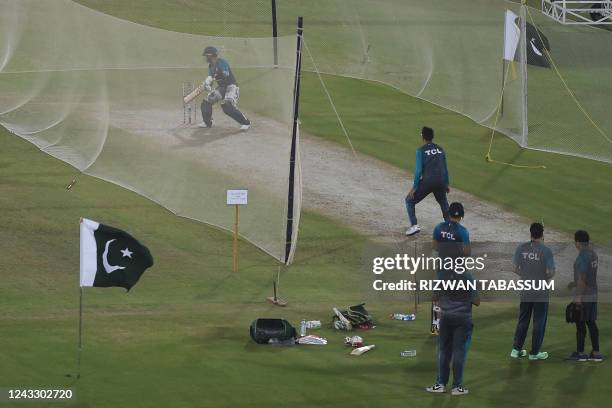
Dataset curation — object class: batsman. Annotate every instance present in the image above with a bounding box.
[199,46,251,131]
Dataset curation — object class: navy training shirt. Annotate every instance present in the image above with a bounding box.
[412,142,449,189]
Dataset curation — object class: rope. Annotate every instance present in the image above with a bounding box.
[485,57,546,169]
[303,38,358,158]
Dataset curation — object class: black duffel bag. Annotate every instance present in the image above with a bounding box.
[249,318,297,344]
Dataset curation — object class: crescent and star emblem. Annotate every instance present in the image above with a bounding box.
[103,239,127,274]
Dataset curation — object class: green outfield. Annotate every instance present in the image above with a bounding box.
[1,126,610,407]
[1,1,611,407]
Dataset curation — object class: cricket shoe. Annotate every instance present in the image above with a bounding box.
[510,348,527,358]
[240,123,251,131]
[588,352,603,362]
[405,224,421,236]
[425,383,446,393]
[528,351,549,360]
[198,120,213,128]
[451,386,469,396]
[567,352,588,361]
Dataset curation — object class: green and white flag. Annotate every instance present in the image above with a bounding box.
[80,218,154,290]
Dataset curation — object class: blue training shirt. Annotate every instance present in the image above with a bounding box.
[433,221,470,246]
[433,221,477,318]
[574,248,598,302]
[513,240,555,301]
[208,58,237,88]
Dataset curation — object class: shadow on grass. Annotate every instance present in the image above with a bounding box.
[554,362,597,406]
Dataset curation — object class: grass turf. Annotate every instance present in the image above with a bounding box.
[1,1,611,407]
[1,128,610,408]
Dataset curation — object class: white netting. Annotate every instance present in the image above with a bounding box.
[275,0,526,152]
[525,7,612,162]
[273,0,612,163]
[0,0,301,262]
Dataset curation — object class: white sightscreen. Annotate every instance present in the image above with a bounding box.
[0,0,301,262]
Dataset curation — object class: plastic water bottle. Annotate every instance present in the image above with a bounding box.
[306,320,321,329]
[390,313,416,321]
[300,320,307,336]
[401,350,417,357]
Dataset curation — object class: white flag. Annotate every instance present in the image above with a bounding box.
[504,10,520,61]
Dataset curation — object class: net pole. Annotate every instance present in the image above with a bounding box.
[271,0,278,66]
[284,16,303,264]
[77,286,83,379]
[520,5,528,146]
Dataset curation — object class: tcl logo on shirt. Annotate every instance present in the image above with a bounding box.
[424,148,443,156]
[521,252,541,261]
[440,231,455,240]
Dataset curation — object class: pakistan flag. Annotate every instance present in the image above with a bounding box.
[80,218,154,290]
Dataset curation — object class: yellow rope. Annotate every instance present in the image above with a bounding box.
[525,6,612,145]
[485,53,546,169]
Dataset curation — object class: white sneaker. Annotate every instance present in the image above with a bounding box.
[405,224,421,236]
[425,383,446,393]
[451,386,469,396]
[240,123,251,131]
[198,121,213,128]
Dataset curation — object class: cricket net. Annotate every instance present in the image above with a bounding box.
[272,0,612,163]
[0,0,302,262]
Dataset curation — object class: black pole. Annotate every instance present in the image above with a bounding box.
[284,16,303,264]
[271,0,278,66]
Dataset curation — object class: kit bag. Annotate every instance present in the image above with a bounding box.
[250,318,297,344]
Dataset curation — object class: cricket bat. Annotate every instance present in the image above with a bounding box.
[183,83,205,104]
[350,345,375,355]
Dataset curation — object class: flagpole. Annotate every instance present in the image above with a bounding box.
[500,59,506,117]
[77,286,83,379]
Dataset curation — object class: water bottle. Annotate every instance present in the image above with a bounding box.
[300,319,307,336]
[400,350,417,357]
[390,313,416,321]
[306,320,321,329]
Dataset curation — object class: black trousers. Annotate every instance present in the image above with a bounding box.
[200,87,250,126]
[513,301,548,355]
[405,181,449,226]
[437,315,472,388]
[576,320,599,353]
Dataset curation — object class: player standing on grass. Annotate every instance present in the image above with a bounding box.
[405,127,450,236]
[567,230,603,362]
[199,46,251,131]
[426,202,479,396]
[510,222,555,361]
